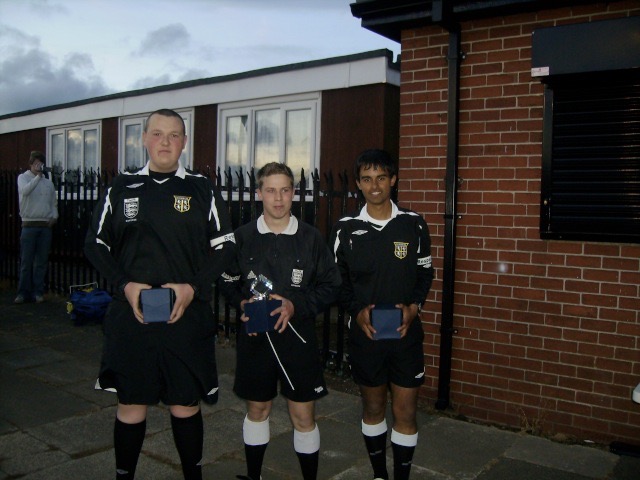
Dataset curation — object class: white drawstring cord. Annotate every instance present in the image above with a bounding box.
[266,332,295,390]
[287,322,307,343]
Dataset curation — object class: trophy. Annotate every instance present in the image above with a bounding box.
[243,274,282,333]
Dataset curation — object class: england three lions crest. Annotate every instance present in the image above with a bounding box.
[124,197,139,219]
[394,242,409,259]
[174,195,191,213]
[291,268,303,286]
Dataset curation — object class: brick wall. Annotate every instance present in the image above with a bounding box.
[399,2,640,444]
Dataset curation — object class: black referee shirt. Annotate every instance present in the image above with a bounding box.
[329,202,434,319]
[85,163,235,300]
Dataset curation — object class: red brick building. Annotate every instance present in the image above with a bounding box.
[352,0,640,444]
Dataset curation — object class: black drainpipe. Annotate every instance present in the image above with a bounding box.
[434,8,462,410]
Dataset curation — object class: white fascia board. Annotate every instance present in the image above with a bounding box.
[0,55,397,135]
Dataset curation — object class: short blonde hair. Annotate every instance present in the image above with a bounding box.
[256,162,294,189]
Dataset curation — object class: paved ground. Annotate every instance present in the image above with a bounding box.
[1,287,639,479]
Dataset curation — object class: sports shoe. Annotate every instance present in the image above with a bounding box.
[35,295,44,303]
[14,295,25,304]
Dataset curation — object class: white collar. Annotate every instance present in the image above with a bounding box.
[359,201,398,228]
[257,214,298,235]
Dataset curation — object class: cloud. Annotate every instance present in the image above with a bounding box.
[0,24,112,115]
[134,24,191,57]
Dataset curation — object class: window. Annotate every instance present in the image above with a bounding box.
[218,94,320,187]
[120,110,193,171]
[47,122,101,186]
[540,70,640,243]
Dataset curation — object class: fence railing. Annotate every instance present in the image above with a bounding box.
[0,167,364,374]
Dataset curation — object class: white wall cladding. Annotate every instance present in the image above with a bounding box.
[0,52,398,134]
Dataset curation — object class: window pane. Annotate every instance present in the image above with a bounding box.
[51,133,64,183]
[255,109,279,168]
[66,129,82,170]
[66,129,82,184]
[84,129,98,171]
[225,115,248,184]
[125,124,143,170]
[286,109,311,184]
[51,133,64,172]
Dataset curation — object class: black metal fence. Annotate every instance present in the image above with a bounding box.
[0,167,363,373]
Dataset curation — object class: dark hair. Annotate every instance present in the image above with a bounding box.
[144,109,186,135]
[256,162,294,189]
[354,149,397,180]
[28,150,45,165]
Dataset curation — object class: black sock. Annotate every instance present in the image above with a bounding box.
[296,450,319,480]
[392,442,415,480]
[114,417,146,479]
[171,411,204,480]
[245,443,268,480]
[363,432,388,479]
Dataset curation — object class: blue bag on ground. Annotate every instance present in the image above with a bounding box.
[68,283,112,324]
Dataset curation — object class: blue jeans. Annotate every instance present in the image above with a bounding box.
[17,226,52,299]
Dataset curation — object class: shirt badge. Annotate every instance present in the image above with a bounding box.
[124,197,139,219]
[173,195,191,213]
[394,242,409,259]
[291,268,303,285]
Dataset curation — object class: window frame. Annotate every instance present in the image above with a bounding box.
[217,93,321,189]
[46,121,102,195]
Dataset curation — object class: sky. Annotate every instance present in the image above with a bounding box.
[0,0,400,117]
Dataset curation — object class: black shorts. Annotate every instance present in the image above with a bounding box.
[234,318,328,403]
[96,299,219,406]
[348,316,425,388]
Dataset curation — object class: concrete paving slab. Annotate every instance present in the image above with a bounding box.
[22,357,98,386]
[0,332,38,353]
[204,409,247,462]
[203,457,248,479]
[316,389,362,422]
[612,455,640,480]
[0,418,16,436]
[37,327,103,360]
[18,449,180,480]
[27,406,115,457]
[476,457,593,480]
[0,346,70,369]
[0,368,97,428]
[415,417,519,480]
[505,434,618,478]
[316,416,371,478]
[0,430,70,477]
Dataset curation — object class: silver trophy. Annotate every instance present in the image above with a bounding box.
[250,274,274,300]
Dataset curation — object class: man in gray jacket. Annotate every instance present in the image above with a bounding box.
[15,151,58,304]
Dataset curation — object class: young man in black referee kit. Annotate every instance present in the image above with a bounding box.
[85,108,235,480]
[329,149,434,480]
[218,162,341,480]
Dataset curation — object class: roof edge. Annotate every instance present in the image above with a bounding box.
[350,0,610,41]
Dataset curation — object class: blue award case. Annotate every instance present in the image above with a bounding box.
[371,304,402,340]
[244,299,283,333]
[140,288,174,323]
